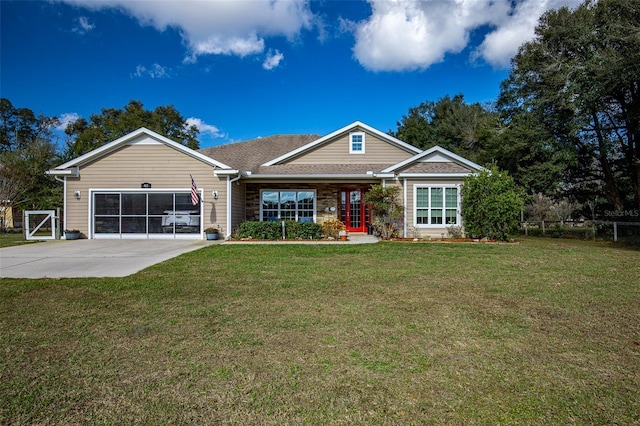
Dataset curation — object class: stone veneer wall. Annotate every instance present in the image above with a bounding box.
[245,182,367,224]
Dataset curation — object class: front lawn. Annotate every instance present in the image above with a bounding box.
[1,238,638,424]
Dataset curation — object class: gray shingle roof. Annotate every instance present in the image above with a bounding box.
[398,162,471,173]
[198,134,320,173]
[254,163,393,176]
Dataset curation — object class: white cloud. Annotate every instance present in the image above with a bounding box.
[474,0,582,68]
[350,0,579,72]
[131,63,171,79]
[263,49,284,70]
[59,0,315,62]
[54,113,80,131]
[185,117,225,139]
[73,16,95,34]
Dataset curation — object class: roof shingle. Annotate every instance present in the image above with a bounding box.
[198,134,320,173]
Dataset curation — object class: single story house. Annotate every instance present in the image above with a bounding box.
[47,121,482,240]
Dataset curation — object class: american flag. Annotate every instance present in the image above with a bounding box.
[190,175,199,206]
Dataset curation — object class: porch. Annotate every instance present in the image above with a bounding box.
[243,182,375,233]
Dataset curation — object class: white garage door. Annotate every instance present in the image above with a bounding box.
[92,191,202,239]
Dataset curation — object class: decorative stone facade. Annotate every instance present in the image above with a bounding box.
[244,182,373,224]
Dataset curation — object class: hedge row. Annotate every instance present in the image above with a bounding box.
[237,221,323,240]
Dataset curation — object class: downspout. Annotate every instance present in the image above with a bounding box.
[226,174,242,239]
[403,178,408,238]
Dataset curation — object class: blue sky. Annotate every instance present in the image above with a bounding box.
[1,0,578,148]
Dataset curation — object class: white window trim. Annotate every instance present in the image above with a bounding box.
[259,189,317,222]
[349,131,365,154]
[413,184,461,227]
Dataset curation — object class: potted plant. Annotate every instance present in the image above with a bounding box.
[338,230,348,241]
[205,227,220,240]
[65,229,80,240]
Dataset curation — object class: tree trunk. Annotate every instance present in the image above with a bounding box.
[592,111,625,210]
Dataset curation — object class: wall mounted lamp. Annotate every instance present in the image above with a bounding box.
[74,190,81,200]
[212,190,219,200]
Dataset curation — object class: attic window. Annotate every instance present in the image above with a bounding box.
[349,132,365,154]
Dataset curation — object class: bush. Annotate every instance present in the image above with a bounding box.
[447,225,464,239]
[285,221,323,240]
[321,219,345,239]
[236,221,322,240]
[461,165,526,241]
[237,221,282,240]
[364,184,403,239]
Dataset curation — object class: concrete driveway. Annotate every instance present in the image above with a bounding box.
[0,239,211,279]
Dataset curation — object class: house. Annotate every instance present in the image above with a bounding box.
[47,121,482,240]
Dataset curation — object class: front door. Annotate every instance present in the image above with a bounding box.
[340,189,368,232]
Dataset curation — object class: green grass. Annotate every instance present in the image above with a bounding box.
[1,238,639,424]
[0,232,40,248]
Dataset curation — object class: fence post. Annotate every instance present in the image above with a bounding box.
[542,220,545,235]
[613,221,618,242]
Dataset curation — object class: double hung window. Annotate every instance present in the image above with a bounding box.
[349,132,365,154]
[415,186,459,226]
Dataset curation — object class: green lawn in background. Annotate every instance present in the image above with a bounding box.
[0,233,38,248]
[1,238,638,424]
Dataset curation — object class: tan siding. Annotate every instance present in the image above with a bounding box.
[64,143,226,236]
[231,181,246,234]
[402,179,464,239]
[287,130,412,165]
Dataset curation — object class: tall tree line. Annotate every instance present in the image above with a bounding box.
[393,0,640,217]
[0,99,200,222]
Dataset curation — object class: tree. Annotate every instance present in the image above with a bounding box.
[0,99,62,220]
[391,94,501,165]
[498,0,640,211]
[63,100,200,160]
[364,184,404,238]
[461,165,525,241]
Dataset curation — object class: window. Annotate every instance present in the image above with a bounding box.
[349,132,365,154]
[415,186,459,226]
[261,190,316,222]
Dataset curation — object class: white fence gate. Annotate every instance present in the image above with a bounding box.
[24,210,57,240]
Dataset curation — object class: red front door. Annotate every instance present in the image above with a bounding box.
[340,189,368,232]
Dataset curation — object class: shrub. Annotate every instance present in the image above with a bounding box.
[237,221,282,240]
[322,219,346,239]
[364,184,403,238]
[236,221,322,240]
[447,225,464,239]
[461,165,526,241]
[284,221,323,240]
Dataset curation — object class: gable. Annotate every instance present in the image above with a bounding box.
[51,127,230,173]
[76,142,217,187]
[262,121,421,167]
[383,145,482,175]
[284,128,414,165]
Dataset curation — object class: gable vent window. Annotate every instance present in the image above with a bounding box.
[349,132,365,154]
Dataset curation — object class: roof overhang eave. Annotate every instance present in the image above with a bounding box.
[46,167,79,177]
[213,169,240,176]
[244,173,390,180]
[396,172,472,178]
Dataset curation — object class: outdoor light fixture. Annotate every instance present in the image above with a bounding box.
[212,191,219,200]
[74,190,81,200]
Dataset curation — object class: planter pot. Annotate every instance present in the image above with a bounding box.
[65,232,80,240]
[206,233,220,240]
[340,235,348,241]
